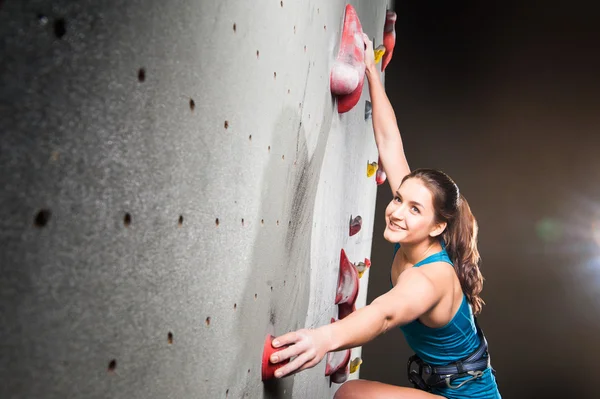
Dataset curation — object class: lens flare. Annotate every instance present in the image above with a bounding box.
[535,218,563,243]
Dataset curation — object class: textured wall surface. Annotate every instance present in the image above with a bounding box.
[0,1,391,398]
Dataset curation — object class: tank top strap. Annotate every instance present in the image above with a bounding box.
[393,241,453,268]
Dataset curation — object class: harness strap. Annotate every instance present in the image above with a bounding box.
[407,318,492,391]
[430,320,489,376]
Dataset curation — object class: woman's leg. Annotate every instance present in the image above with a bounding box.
[334,379,446,399]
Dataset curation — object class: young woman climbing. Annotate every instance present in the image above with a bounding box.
[268,34,501,399]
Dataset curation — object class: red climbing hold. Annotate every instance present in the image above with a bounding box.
[325,318,352,378]
[376,156,387,185]
[335,249,359,306]
[349,215,362,236]
[330,4,365,113]
[261,334,290,381]
[382,10,397,71]
[330,360,350,384]
[338,301,356,320]
[326,349,351,378]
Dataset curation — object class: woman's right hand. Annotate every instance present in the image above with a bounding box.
[363,33,376,73]
[270,327,332,378]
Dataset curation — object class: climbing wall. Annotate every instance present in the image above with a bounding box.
[0,1,391,398]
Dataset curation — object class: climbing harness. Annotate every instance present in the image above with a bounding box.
[407,319,495,391]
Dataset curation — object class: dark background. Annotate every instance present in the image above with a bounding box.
[361,1,600,398]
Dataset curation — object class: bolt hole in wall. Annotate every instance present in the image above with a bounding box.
[168,332,173,344]
[123,213,131,227]
[189,99,195,111]
[215,218,219,226]
[224,121,229,129]
[178,215,183,226]
[34,209,51,227]
[233,23,236,32]
[137,68,145,82]
[53,18,66,38]
[205,317,211,326]
[108,359,117,373]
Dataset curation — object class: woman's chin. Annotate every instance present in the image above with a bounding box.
[383,228,404,243]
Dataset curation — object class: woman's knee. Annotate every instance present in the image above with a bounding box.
[333,380,363,399]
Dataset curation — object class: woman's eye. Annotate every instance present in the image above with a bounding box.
[394,197,401,203]
[411,206,420,213]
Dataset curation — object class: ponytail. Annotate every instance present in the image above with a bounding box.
[443,194,485,315]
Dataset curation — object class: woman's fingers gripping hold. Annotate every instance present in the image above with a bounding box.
[274,350,316,378]
[362,33,375,70]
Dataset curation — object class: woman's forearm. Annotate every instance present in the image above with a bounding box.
[366,65,401,145]
[365,65,410,191]
[322,303,389,352]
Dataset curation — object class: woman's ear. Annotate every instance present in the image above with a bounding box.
[429,222,447,238]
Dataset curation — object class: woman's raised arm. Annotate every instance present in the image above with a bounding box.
[363,34,410,193]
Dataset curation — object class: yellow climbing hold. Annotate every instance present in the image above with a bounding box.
[374,45,386,64]
[350,357,363,374]
[367,161,378,177]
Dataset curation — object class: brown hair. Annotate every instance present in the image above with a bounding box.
[402,169,485,314]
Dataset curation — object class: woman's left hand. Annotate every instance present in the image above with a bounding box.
[270,327,333,378]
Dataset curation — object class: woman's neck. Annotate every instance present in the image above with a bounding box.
[399,238,442,266]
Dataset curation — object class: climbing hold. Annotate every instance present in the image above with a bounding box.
[325,318,352,380]
[366,160,378,177]
[355,258,371,278]
[364,100,373,120]
[335,249,359,306]
[349,357,363,374]
[349,215,362,236]
[338,302,356,320]
[374,44,386,64]
[261,335,290,381]
[330,4,365,113]
[330,360,350,384]
[382,10,397,71]
[325,349,351,376]
[375,156,387,185]
[376,168,387,185]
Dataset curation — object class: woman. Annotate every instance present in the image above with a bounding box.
[268,35,501,398]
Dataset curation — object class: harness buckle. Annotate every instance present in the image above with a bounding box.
[407,355,432,392]
[445,370,484,389]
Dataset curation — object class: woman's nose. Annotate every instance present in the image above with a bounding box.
[391,204,405,219]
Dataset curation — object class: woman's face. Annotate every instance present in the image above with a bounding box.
[384,178,440,244]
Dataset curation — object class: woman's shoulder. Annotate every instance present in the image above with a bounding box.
[417,260,457,287]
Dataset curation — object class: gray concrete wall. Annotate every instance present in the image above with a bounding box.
[0,1,391,398]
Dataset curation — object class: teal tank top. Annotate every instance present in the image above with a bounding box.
[392,243,502,399]
[392,242,479,366]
